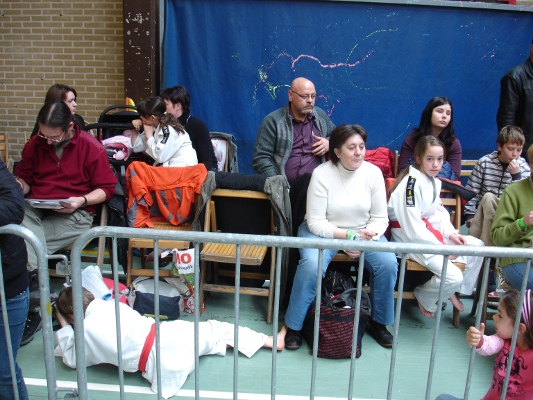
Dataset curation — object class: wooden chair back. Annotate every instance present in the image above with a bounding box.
[0,133,11,172]
[199,188,276,324]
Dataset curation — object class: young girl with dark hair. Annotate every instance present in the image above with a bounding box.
[130,96,198,167]
[388,136,483,317]
[398,96,462,180]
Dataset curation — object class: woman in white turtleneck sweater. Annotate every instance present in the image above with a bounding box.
[284,124,398,351]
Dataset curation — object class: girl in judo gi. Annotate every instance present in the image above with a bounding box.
[130,96,198,167]
[54,286,286,399]
[387,135,484,317]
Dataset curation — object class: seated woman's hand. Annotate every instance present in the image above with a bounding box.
[343,249,361,259]
[358,229,377,241]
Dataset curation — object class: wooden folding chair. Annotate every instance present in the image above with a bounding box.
[199,188,276,324]
[125,221,192,286]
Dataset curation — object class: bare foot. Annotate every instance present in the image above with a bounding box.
[264,326,287,351]
[417,301,434,317]
[449,294,464,312]
[276,326,286,351]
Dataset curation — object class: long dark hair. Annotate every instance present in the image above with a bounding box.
[37,101,77,132]
[413,96,455,150]
[137,96,185,133]
[329,124,367,166]
[389,135,445,196]
[44,83,77,104]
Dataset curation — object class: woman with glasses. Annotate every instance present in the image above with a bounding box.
[30,84,85,137]
[14,101,117,348]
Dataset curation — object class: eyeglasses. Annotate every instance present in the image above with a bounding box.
[37,130,66,143]
[290,89,317,101]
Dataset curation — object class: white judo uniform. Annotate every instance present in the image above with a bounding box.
[54,299,268,399]
[387,166,484,313]
[132,125,198,167]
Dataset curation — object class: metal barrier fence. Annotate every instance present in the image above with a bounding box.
[0,224,57,400]
[4,224,532,399]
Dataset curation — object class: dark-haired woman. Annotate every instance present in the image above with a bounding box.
[130,96,197,167]
[160,86,217,171]
[283,124,398,350]
[30,83,85,137]
[398,96,462,180]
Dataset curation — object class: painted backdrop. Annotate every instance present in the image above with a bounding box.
[163,0,532,174]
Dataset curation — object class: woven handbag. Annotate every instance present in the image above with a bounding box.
[302,288,371,358]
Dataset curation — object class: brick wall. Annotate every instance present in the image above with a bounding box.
[0,0,124,160]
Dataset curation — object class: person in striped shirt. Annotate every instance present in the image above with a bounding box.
[465,125,530,246]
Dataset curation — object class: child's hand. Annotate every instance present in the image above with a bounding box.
[131,119,143,131]
[449,233,467,245]
[466,323,485,348]
[143,124,155,139]
[522,211,533,227]
[508,159,520,175]
[54,306,69,328]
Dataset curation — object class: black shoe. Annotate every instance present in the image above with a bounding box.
[28,269,40,309]
[284,327,303,350]
[20,311,42,346]
[367,320,393,348]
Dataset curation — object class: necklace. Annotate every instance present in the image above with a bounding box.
[338,164,356,197]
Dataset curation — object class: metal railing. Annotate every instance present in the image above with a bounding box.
[0,224,57,400]
[5,224,531,399]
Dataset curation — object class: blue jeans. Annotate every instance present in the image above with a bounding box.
[284,222,398,330]
[435,395,462,400]
[0,288,29,400]
[502,262,533,290]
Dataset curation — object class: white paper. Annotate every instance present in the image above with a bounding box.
[26,199,73,210]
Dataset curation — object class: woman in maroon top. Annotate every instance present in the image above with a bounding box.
[398,96,462,180]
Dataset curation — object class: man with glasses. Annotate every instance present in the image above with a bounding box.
[14,101,117,346]
[252,77,335,185]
